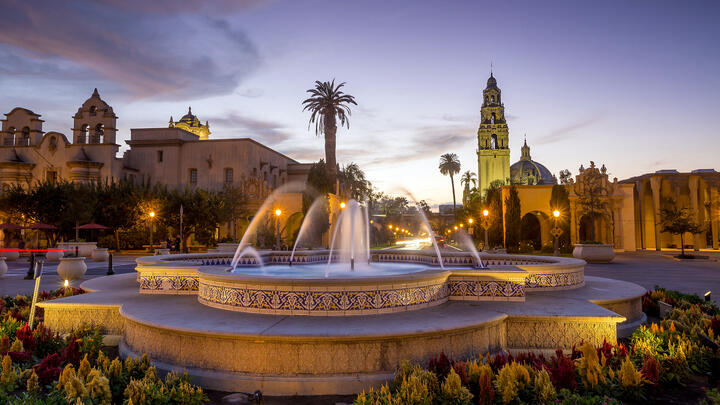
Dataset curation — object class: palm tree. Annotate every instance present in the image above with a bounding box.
[439,153,461,215]
[460,171,476,203]
[302,80,357,187]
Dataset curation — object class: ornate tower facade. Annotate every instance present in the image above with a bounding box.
[477,73,510,195]
[72,88,118,144]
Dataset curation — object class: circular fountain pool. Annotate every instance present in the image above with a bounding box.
[230,262,435,278]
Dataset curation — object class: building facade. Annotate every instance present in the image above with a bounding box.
[477,73,510,195]
[0,89,311,241]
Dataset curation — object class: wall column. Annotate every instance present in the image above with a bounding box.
[711,187,720,250]
[614,203,623,250]
[650,176,662,251]
[570,201,578,245]
[689,176,701,250]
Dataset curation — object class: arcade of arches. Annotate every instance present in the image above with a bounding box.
[502,165,720,252]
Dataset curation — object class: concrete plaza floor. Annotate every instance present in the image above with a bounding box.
[1,250,719,298]
[584,250,720,297]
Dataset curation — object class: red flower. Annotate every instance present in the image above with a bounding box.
[549,349,577,391]
[9,350,32,363]
[61,338,81,366]
[34,353,63,385]
[16,324,36,352]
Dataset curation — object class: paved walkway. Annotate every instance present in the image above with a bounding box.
[0,254,139,296]
[584,250,720,297]
[2,251,719,299]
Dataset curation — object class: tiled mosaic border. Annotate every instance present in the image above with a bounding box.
[197,275,526,315]
[198,281,450,314]
[139,275,199,294]
[524,270,584,289]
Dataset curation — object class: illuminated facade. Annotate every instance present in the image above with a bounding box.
[169,107,211,140]
[477,73,510,195]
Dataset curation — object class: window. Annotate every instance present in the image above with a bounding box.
[78,124,88,144]
[189,168,198,184]
[224,168,233,184]
[89,106,97,116]
[491,134,498,149]
[4,127,15,146]
[20,127,30,146]
[92,124,104,143]
[490,113,496,124]
[491,95,495,103]
[157,150,163,163]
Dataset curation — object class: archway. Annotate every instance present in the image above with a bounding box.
[520,213,542,250]
[579,214,605,243]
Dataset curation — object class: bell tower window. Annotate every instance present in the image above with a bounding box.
[4,127,15,146]
[491,134,498,149]
[491,113,496,124]
[92,124,104,143]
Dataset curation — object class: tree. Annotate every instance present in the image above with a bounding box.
[460,171,477,204]
[338,162,371,202]
[302,80,357,186]
[573,162,609,242]
[504,185,521,252]
[660,204,704,256]
[92,179,142,250]
[483,180,505,249]
[558,169,572,185]
[439,153,461,216]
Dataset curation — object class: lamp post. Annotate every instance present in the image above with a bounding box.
[274,209,282,250]
[482,209,490,252]
[552,209,562,256]
[148,211,155,252]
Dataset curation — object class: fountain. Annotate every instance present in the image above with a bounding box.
[38,190,649,397]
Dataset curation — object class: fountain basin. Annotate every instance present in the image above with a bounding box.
[198,265,526,315]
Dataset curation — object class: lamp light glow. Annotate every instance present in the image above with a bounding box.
[553,210,560,218]
[340,202,346,209]
[482,209,489,217]
[64,280,69,288]
[275,209,282,217]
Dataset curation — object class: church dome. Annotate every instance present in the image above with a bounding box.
[510,139,557,185]
[486,73,498,88]
[169,106,211,140]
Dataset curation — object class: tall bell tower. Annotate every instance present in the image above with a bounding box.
[477,73,510,195]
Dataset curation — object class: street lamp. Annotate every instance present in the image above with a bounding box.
[274,209,282,250]
[482,209,490,252]
[148,211,156,252]
[340,201,346,209]
[552,209,563,256]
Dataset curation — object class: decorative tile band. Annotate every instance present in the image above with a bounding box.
[197,275,526,315]
[198,281,450,314]
[139,275,199,294]
[525,271,584,289]
[449,279,525,299]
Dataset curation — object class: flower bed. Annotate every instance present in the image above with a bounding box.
[355,287,720,405]
[0,288,208,404]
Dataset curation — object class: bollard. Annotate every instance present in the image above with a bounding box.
[107,253,114,275]
[25,253,35,279]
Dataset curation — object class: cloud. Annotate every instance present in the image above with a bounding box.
[533,115,603,145]
[238,88,264,98]
[364,125,476,166]
[208,112,293,144]
[0,0,261,99]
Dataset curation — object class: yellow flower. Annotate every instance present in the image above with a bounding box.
[9,338,23,353]
[534,369,556,403]
[495,362,530,404]
[576,342,605,388]
[617,356,644,388]
[26,370,39,393]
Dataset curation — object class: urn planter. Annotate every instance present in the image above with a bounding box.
[0,257,6,277]
[57,257,87,280]
[3,250,19,261]
[92,248,109,262]
[572,244,615,263]
[45,249,64,262]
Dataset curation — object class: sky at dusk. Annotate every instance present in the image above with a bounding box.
[1,0,719,206]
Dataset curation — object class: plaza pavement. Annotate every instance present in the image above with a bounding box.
[1,250,719,300]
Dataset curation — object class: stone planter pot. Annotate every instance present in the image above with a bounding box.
[45,249,64,262]
[0,257,6,277]
[572,244,615,263]
[57,257,87,280]
[92,248,109,262]
[2,250,19,261]
[155,248,170,256]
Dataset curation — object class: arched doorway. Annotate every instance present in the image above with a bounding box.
[520,213,542,250]
[578,214,600,243]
